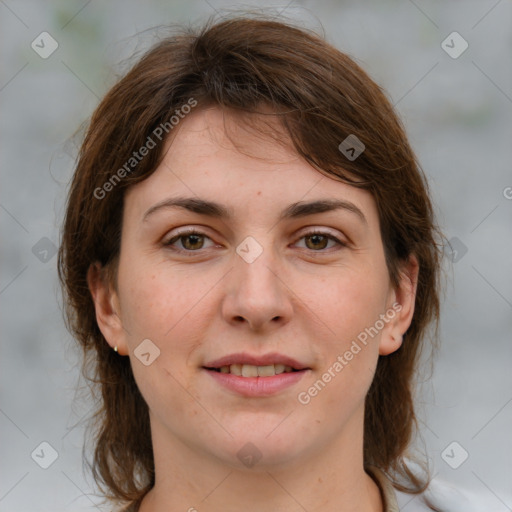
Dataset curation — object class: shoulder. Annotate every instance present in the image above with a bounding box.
[396,477,493,512]
[367,465,482,512]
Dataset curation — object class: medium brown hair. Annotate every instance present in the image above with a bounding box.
[58,12,445,509]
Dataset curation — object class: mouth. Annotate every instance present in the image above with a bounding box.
[203,363,302,377]
[202,352,310,376]
[201,353,311,397]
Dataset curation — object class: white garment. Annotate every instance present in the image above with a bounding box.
[368,465,491,512]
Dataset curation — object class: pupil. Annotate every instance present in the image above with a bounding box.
[184,234,203,250]
[307,234,327,250]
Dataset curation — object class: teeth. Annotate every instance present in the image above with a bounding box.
[216,364,297,377]
[230,364,242,376]
[241,364,259,377]
[274,364,286,374]
[257,365,275,377]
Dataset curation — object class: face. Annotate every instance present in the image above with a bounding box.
[89,106,417,470]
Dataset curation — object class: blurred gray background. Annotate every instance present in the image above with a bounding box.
[1,1,511,511]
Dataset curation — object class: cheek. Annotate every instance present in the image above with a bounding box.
[120,267,209,419]
[304,264,387,399]
[119,263,216,374]
[120,262,195,336]
[319,266,389,340]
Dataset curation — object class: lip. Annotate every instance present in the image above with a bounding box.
[203,352,309,370]
[204,367,309,397]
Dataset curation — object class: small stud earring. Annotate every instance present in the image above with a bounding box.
[114,346,118,352]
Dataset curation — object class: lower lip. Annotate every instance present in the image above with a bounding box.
[203,368,309,397]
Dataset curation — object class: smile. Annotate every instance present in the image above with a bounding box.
[203,366,309,397]
[205,363,300,377]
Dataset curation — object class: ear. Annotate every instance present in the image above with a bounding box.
[379,254,419,356]
[87,261,129,355]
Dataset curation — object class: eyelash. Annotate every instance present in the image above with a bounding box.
[163,228,347,255]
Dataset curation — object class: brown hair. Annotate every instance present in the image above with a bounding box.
[58,12,445,509]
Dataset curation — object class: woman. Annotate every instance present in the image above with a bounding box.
[58,14,446,512]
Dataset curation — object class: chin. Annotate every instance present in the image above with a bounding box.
[217,427,304,469]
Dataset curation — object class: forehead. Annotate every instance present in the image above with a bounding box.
[123,106,379,227]
[161,106,304,173]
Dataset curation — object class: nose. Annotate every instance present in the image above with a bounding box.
[221,241,293,332]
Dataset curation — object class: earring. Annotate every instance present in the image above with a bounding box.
[114,346,118,352]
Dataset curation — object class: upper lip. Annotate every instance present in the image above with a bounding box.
[203,352,310,370]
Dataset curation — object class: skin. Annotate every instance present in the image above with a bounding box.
[88,106,419,512]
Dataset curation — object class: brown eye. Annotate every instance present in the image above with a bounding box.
[165,230,213,252]
[305,234,329,250]
[296,231,346,252]
[180,234,205,250]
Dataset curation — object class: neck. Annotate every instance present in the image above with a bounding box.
[139,410,383,512]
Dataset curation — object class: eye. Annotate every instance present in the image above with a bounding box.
[295,230,346,252]
[164,229,215,252]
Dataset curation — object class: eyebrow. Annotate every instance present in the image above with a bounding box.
[142,196,367,225]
